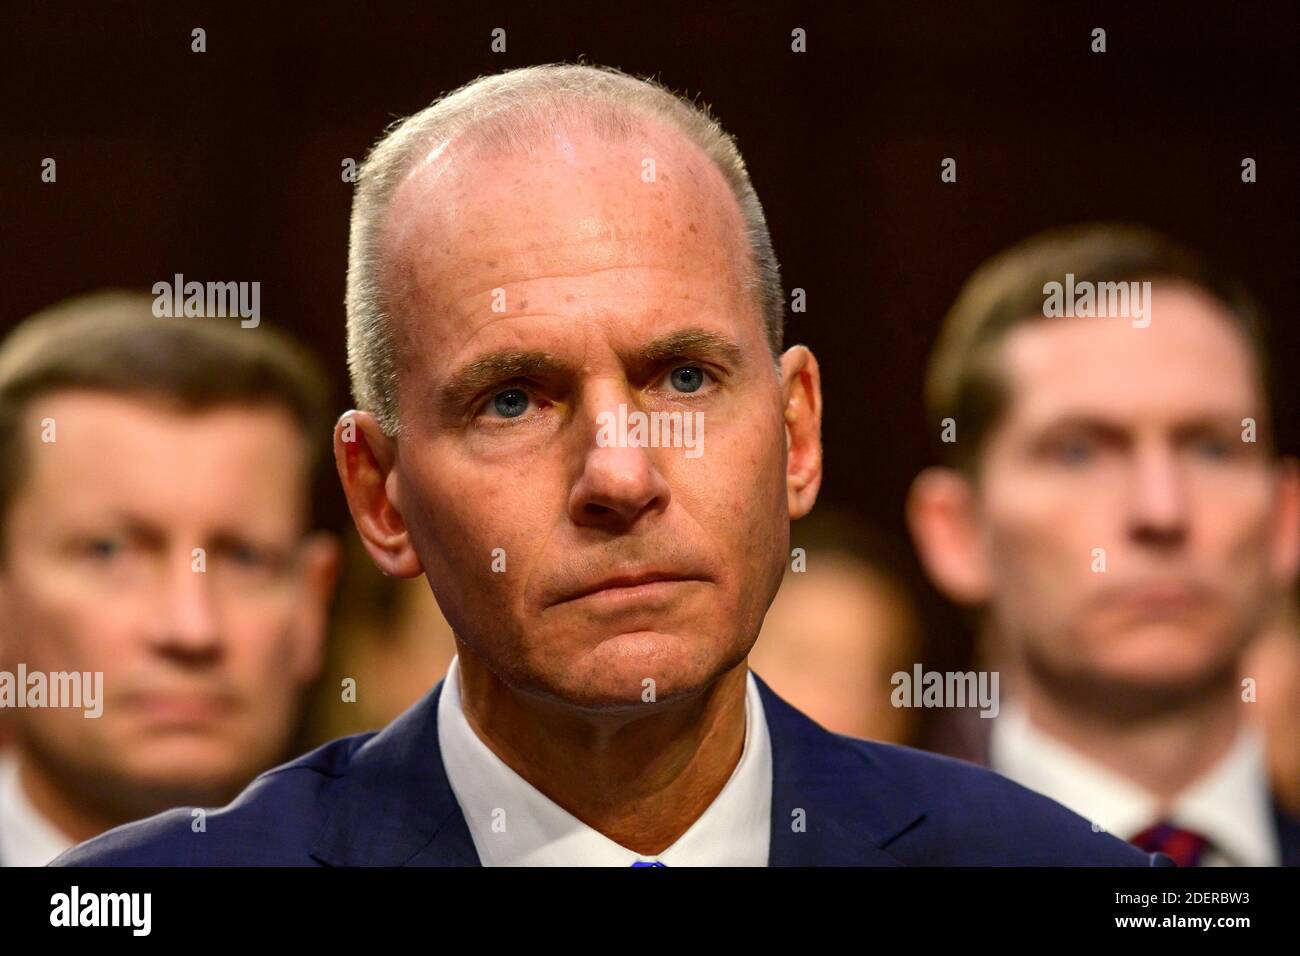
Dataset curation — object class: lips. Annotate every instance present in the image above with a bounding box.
[1099,580,1213,616]
[119,691,237,725]
[553,570,701,606]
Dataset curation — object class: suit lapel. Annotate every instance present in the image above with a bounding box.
[310,678,480,866]
[311,671,925,866]
[756,673,922,865]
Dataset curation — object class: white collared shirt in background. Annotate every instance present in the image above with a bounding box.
[0,751,74,867]
[438,655,773,866]
[990,701,1280,866]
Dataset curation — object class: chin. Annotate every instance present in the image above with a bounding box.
[525,628,738,711]
[1087,630,1238,694]
[126,739,260,785]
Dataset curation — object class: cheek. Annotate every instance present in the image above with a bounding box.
[221,599,303,669]
[1194,493,1277,612]
[982,503,1098,627]
[728,398,790,513]
[675,412,785,550]
[1196,480,1274,556]
[986,497,1081,574]
[406,445,541,546]
[2,578,130,671]
[402,457,541,624]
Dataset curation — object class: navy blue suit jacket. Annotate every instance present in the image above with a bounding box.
[930,707,1300,866]
[53,673,1167,866]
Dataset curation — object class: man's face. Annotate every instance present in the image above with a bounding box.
[369,122,810,709]
[970,284,1295,699]
[0,392,333,812]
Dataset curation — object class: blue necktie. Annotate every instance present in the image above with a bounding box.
[630,860,666,867]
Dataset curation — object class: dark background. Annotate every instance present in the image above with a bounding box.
[3,0,1297,672]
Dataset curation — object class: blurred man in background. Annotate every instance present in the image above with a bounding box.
[909,223,1300,865]
[0,292,339,865]
[1242,588,1300,817]
[750,507,922,744]
[302,528,455,746]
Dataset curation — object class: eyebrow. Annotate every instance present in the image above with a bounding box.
[73,516,167,550]
[436,327,746,412]
[437,350,567,412]
[1031,413,1254,442]
[636,328,745,368]
[1031,417,1128,441]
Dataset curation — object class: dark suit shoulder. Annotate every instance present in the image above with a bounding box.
[836,736,1167,866]
[50,731,379,867]
[1274,803,1300,867]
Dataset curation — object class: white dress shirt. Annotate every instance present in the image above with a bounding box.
[438,655,773,866]
[989,702,1280,866]
[0,751,75,867]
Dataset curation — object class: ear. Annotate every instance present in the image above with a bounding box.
[906,466,992,605]
[287,530,341,685]
[780,345,823,520]
[333,411,424,579]
[1270,456,1300,589]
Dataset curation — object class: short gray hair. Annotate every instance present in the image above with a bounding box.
[345,62,784,437]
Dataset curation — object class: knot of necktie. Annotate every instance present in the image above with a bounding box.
[1129,821,1212,867]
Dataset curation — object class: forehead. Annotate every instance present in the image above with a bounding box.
[996,283,1264,428]
[380,117,759,366]
[16,391,306,526]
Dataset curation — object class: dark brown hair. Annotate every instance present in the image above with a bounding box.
[0,290,334,542]
[924,223,1275,475]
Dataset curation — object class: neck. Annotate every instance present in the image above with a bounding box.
[455,643,749,855]
[1015,673,1241,803]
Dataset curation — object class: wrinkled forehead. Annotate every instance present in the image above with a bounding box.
[377,117,758,361]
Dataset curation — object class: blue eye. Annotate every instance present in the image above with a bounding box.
[87,539,121,560]
[1054,441,1092,465]
[1194,438,1232,460]
[669,366,705,393]
[492,388,530,418]
[230,545,266,567]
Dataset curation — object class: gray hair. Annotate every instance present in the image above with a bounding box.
[345,62,784,437]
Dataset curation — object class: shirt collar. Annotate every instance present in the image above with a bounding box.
[437,655,772,866]
[989,702,1279,866]
[0,751,75,867]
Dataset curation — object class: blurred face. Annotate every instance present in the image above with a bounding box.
[750,558,917,741]
[1241,603,1300,808]
[970,284,1297,700]
[343,120,822,710]
[0,392,335,816]
[344,574,457,728]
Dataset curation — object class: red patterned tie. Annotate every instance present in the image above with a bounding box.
[1129,822,1211,867]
